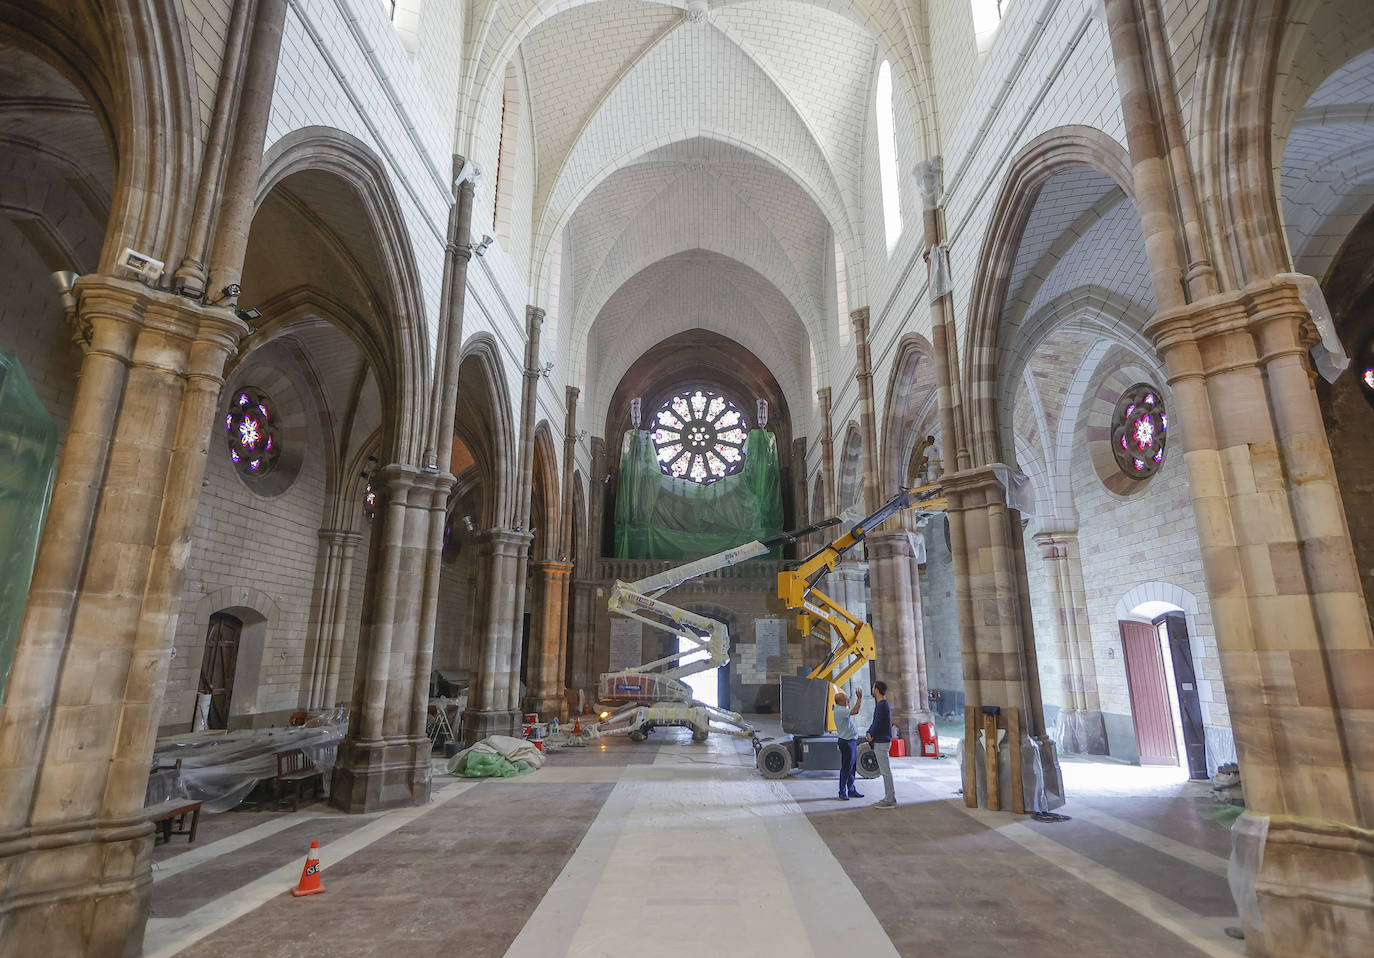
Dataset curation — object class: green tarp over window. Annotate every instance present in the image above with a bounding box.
[613,428,783,560]
[0,351,58,704]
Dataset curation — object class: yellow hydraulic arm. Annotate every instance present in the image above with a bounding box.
[776,483,948,728]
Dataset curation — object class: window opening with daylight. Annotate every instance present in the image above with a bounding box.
[223,387,280,477]
[1111,383,1168,479]
[650,389,749,484]
[876,60,902,251]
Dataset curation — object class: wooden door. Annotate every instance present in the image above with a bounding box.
[198,612,243,730]
[1119,620,1178,766]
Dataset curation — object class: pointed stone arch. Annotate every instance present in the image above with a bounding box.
[961,125,1136,467]
[255,127,431,466]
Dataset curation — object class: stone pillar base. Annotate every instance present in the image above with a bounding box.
[329,737,431,813]
[894,709,935,754]
[1240,815,1374,958]
[0,822,153,958]
[523,694,570,722]
[461,708,520,745]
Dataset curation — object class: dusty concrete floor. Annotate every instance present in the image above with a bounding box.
[143,725,1241,958]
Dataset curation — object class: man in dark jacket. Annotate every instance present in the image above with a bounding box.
[864,680,896,807]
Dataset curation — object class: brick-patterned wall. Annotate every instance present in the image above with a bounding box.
[165,359,331,731]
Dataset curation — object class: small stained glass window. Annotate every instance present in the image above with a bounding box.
[1111,383,1167,480]
[223,387,280,478]
[650,388,749,484]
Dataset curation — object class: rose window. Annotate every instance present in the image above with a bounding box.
[223,387,280,477]
[650,388,748,483]
[1111,383,1168,479]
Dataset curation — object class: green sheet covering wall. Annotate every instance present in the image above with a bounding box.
[614,428,783,560]
[0,351,58,704]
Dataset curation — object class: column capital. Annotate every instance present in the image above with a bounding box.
[940,465,1008,511]
[318,527,364,547]
[849,305,870,338]
[479,527,534,556]
[565,384,580,405]
[532,559,575,580]
[864,530,923,561]
[526,304,545,332]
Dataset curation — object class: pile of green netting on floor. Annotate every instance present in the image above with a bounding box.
[446,734,545,778]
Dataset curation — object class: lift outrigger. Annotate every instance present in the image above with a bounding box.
[595,521,840,745]
[755,481,947,779]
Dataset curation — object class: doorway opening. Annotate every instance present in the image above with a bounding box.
[198,612,244,730]
[1118,598,1208,778]
[678,633,719,708]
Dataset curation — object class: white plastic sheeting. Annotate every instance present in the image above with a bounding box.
[1284,272,1349,383]
[149,719,345,813]
[1228,812,1269,935]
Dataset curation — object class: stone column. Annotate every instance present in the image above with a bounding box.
[791,437,809,530]
[915,156,968,472]
[0,277,245,956]
[944,466,1061,809]
[306,527,362,710]
[525,560,574,717]
[865,531,932,746]
[851,306,880,512]
[504,306,544,712]
[1148,280,1374,954]
[567,577,599,697]
[331,465,451,813]
[817,387,836,515]
[461,528,531,742]
[1031,530,1106,754]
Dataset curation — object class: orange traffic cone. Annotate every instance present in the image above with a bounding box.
[572,716,582,734]
[291,840,325,897]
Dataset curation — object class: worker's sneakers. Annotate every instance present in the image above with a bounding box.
[837,793,849,801]
[847,789,864,798]
[874,799,896,809]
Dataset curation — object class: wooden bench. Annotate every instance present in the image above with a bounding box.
[147,799,202,845]
[274,748,325,812]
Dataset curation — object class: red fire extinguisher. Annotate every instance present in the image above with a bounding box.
[918,721,939,758]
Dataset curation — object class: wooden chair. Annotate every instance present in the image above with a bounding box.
[147,799,202,844]
[274,748,325,812]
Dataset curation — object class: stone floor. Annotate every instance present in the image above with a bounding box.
[144,725,1242,958]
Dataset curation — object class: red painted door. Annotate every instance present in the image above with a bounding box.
[1119,620,1178,766]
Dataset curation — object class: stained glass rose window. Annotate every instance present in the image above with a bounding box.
[223,387,280,477]
[1111,383,1167,479]
[650,388,748,483]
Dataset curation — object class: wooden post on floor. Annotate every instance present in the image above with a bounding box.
[1007,706,1024,814]
[963,706,977,808]
[983,709,1000,812]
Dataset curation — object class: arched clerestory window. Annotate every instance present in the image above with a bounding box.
[876,60,902,252]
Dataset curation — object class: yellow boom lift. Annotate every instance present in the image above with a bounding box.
[755,482,947,779]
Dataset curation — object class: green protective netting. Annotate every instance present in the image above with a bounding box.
[450,751,536,778]
[614,428,783,561]
[0,351,59,705]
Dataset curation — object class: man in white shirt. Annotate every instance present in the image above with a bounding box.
[832,688,863,800]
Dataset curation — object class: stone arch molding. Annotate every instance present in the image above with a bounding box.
[0,0,200,273]
[960,125,1135,467]
[255,126,432,466]
[1115,581,1200,623]
[457,331,520,530]
[880,333,939,492]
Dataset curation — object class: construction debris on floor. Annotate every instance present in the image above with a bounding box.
[447,734,547,778]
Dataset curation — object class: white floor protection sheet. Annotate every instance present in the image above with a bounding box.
[504,738,900,958]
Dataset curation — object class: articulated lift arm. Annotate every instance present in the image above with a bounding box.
[598,520,841,742]
[776,482,948,722]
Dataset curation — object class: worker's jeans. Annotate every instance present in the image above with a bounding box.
[874,744,896,803]
[837,737,857,795]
